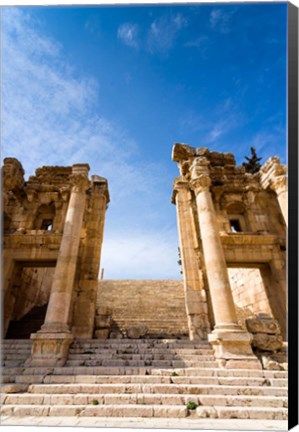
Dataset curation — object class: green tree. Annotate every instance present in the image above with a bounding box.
[243,147,262,174]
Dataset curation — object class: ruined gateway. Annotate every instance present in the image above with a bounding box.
[1,144,288,421]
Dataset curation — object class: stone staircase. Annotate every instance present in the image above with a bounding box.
[1,339,288,420]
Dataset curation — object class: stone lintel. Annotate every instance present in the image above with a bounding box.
[220,233,278,246]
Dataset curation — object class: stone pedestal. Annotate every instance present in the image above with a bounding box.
[28,331,73,367]
[209,329,261,369]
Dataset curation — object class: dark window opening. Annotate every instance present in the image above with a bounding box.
[41,219,53,231]
[230,219,242,233]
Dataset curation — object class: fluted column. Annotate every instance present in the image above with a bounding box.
[190,157,260,369]
[29,164,90,366]
[173,177,210,340]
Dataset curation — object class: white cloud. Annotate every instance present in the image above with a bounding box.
[147,13,188,54]
[2,8,181,279]
[117,23,139,49]
[101,228,181,280]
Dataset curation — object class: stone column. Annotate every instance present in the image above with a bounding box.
[270,176,287,226]
[29,164,90,366]
[190,157,260,369]
[172,177,210,340]
[72,176,109,339]
[260,157,287,226]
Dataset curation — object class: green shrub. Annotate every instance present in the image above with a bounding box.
[186,401,199,410]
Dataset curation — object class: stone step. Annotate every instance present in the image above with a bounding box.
[0,403,288,419]
[2,354,31,360]
[11,365,287,379]
[2,360,27,367]
[195,405,288,420]
[2,367,25,375]
[71,339,211,347]
[26,383,287,397]
[68,348,214,355]
[65,359,218,368]
[36,374,287,387]
[67,349,215,360]
[0,404,188,418]
[2,392,288,408]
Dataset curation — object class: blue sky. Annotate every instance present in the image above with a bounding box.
[1,3,287,279]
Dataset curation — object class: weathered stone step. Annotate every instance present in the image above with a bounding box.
[0,404,188,418]
[13,365,288,379]
[71,339,211,347]
[2,392,288,408]
[69,348,214,355]
[67,349,214,360]
[195,405,288,420]
[2,367,25,375]
[27,383,287,396]
[65,359,219,368]
[2,360,27,367]
[36,374,287,387]
[1,403,288,419]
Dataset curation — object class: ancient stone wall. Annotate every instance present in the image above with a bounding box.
[228,267,273,329]
[97,280,189,338]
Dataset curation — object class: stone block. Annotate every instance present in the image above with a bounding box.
[246,316,281,335]
[252,333,283,351]
[127,325,148,339]
[94,329,110,339]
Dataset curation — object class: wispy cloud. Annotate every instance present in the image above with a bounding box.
[210,8,235,34]
[147,13,188,54]
[117,22,139,49]
[184,35,209,48]
[2,8,181,279]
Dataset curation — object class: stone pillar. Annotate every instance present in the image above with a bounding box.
[270,176,287,226]
[260,157,287,226]
[172,177,210,340]
[72,176,109,339]
[29,164,90,366]
[190,157,261,369]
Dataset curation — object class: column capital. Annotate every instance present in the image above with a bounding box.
[270,175,287,196]
[190,176,211,194]
[172,177,190,204]
[189,157,211,194]
[70,174,90,193]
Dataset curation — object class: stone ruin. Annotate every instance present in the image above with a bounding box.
[2,145,287,369]
[171,143,287,368]
[3,158,109,365]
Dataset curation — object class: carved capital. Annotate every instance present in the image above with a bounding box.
[70,174,89,193]
[190,156,210,180]
[270,175,287,195]
[172,177,191,204]
[191,176,211,194]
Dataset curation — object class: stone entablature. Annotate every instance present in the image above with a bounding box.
[172,144,287,368]
[3,158,109,366]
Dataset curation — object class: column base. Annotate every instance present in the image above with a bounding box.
[208,329,262,370]
[26,330,74,367]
